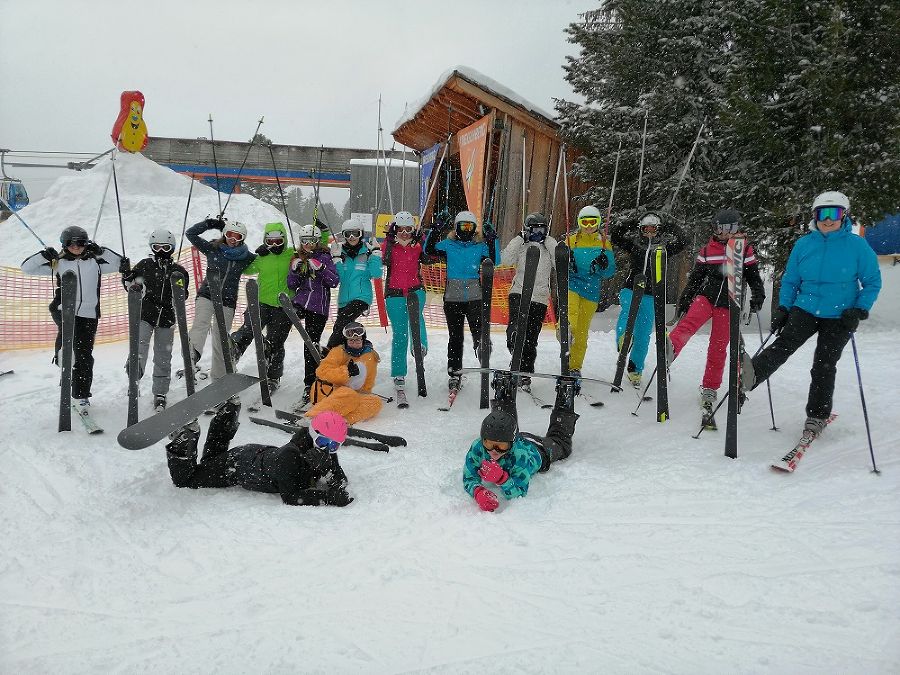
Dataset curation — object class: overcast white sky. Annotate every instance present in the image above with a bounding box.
[1,0,589,202]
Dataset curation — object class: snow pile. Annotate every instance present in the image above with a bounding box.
[2,152,286,265]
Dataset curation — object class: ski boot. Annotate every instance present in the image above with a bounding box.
[448,373,462,392]
[803,416,828,441]
[569,369,582,396]
[626,371,642,389]
[490,371,517,421]
[167,419,201,458]
[267,378,281,394]
[700,387,717,430]
[518,375,532,394]
[301,385,312,405]
[394,377,409,409]
[153,394,167,413]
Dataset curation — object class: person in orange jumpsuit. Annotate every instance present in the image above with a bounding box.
[306,322,383,425]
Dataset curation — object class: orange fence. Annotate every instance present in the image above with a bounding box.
[1,250,554,351]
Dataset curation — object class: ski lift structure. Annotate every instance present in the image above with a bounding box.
[0,149,29,219]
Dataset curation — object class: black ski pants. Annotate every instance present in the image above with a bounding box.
[445,299,482,374]
[231,303,293,380]
[51,306,98,400]
[325,300,370,350]
[295,308,328,387]
[506,293,546,374]
[167,402,242,489]
[522,396,579,472]
[751,307,851,419]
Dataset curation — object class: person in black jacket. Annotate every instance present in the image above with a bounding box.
[166,405,353,507]
[610,212,688,388]
[121,229,190,411]
[668,209,765,416]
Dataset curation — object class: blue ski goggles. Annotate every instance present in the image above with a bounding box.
[314,435,341,454]
[814,206,845,222]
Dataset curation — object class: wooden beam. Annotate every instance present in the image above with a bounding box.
[449,77,559,139]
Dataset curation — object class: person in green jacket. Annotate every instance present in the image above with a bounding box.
[323,219,383,352]
[231,221,295,390]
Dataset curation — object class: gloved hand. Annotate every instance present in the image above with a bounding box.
[206,217,226,230]
[749,296,764,313]
[478,459,509,485]
[40,246,59,261]
[290,257,305,273]
[118,256,131,274]
[347,360,360,377]
[473,486,499,512]
[589,254,609,274]
[308,257,324,271]
[366,240,382,255]
[84,241,103,256]
[315,218,329,232]
[840,307,868,333]
[482,226,497,243]
[329,240,342,258]
[255,244,270,257]
[771,306,790,334]
[326,485,353,507]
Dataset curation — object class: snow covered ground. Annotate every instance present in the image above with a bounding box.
[2,301,898,672]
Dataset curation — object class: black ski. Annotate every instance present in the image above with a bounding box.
[249,416,389,453]
[246,279,272,408]
[126,281,143,426]
[479,258,494,409]
[406,292,427,398]
[207,266,235,374]
[117,372,259,450]
[278,292,322,364]
[725,237,747,459]
[273,408,407,446]
[0,369,14,377]
[170,271,196,396]
[651,245,669,422]
[58,270,76,432]
[612,272,646,391]
[554,242,571,376]
[510,246,540,376]
[457,366,621,390]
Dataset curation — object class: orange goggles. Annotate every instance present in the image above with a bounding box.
[578,216,601,227]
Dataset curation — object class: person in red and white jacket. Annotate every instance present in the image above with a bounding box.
[668,209,765,414]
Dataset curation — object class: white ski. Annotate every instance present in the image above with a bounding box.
[771,413,837,473]
[71,404,103,434]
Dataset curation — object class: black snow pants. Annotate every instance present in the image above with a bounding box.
[231,303,293,380]
[750,307,851,419]
[506,293,546,374]
[325,299,370,350]
[294,308,328,387]
[51,306,98,400]
[445,299,482,374]
[166,402,242,489]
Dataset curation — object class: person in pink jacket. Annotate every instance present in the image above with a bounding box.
[381,211,428,406]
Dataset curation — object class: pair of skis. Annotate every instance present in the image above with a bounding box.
[247,408,407,454]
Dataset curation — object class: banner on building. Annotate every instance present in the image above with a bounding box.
[457,114,491,224]
[419,142,441,216]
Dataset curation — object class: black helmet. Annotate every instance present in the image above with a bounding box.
[60,226,89,247]
[524,213,548,229]
[713,208,742,235]
[480,410,518,444]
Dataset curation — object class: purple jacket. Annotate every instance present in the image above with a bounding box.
[287,250,339,316]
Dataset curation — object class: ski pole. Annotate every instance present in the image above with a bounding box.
[208,115,223,216]
[755,312,777,430]
[111,152,126,255]
[177,173,196,260]
[92,148,116,239]
[636,109,649,208]
[849,333,879,474]
[267,142,296,249]
[692,393,729,439]
[605,137,622,244]
[666,120,705,213]
[0,195,45,246]
[631,366,657,415]
[221,116,265,217]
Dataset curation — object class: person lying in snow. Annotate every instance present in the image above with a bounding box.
[166,405,352,507]
[462,373,579,512]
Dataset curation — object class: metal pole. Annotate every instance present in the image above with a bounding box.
[92,149,116,239]
[221,116,265,216]
[111,153,126,254]
[178,173,196,260]
[208,115,222,217]
[667,121,705,213]
[0,195,45,246]
[267,143,296,249]
[850,333,880,474]
[755,312,778,430]
[636,109,649,208]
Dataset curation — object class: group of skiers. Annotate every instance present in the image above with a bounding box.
[21,188,881,509]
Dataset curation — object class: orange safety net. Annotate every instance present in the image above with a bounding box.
[1,251,555,351]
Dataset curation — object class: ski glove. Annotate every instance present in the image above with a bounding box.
[473,486,499,512]
[589,254,609,274]
[366,240,382,256]
[84,241,103,257]
[771,306,790,334]
[749,296,764,314]
[118,256,131,274]
[483,227,497,243]
[309,258,323,271]
[40,246,59,261]
[329,241,342,258]
[840,307,868,333]
[347,360,360,377]
[478,459,509,485]
[255,245,270,257]
[326,485,353,507]
[205,217,226,230]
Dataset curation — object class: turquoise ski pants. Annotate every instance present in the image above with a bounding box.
[614,287,655,374]
[386,289,428,378]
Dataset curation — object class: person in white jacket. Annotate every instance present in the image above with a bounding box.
[499,213,557,388]
[21,225,126,410]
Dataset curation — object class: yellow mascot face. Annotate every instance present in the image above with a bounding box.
[119,100,148,152]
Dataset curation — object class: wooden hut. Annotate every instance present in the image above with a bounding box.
[392,67,581,244]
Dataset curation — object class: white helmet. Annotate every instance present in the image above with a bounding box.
[341,219,364,233]
[148,228,176,249]
[223,221,248,240]
[577,205,602,228]
[812,191,850,211]
[454,210,478,226]
[298,224,318,240]
[393,211,416,229]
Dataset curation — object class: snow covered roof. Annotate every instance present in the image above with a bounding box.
[392,66,559,151]
[349,158,420,168]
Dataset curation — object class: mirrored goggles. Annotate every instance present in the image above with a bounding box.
[342,325,366,339]
[224,231,245,243]
[300,236,319,245]
[151,243,174,253]
[457,221,477,232]
[314,435,341,453]
[264,236,285,247]
[714,222,743,236]
[639,215,662,229]
[67,239,89,247]
[343,229,363,239]
[814,206,845,222]
[578,216,601,227]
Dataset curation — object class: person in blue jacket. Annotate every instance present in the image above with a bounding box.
[425,210,499,391]
[462,373,578,512]
[324,219,383,353]
[742,191,881,439]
